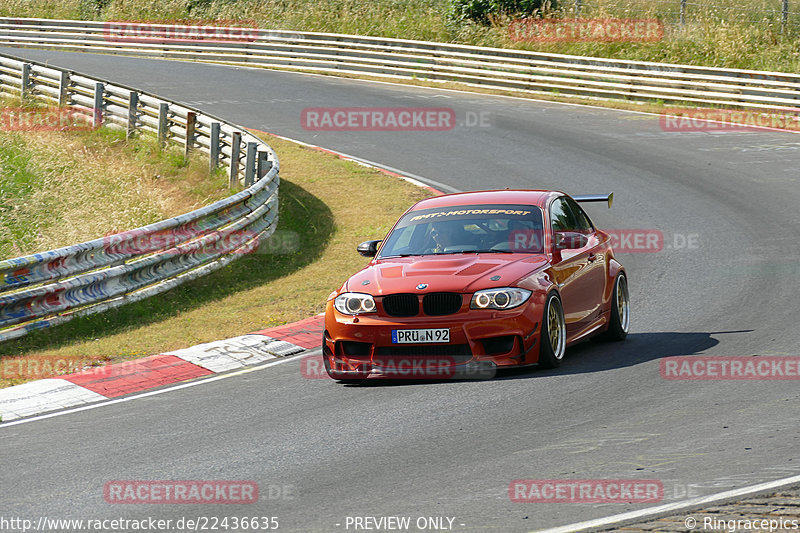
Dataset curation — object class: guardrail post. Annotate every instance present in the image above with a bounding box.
[244,141,258,186]
[184,111,196,161]
[782,0,789,34]
[257,151,272,180]
[209,122,221,172]
[229,131,242,187]
[680,0,687,25]
[58,71,70,106]
[93,82,104,128]
[20,63,31,100]
[158,102,169,147]
[126,91,139,138]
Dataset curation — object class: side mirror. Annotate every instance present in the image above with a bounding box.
[357,240,382,257]
[553,231,588,251]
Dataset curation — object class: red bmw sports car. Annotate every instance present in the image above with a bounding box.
[323,190,629,382]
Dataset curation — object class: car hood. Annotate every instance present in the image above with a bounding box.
[345,254,549,295]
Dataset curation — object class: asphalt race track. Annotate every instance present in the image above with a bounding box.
[1,48,799,533]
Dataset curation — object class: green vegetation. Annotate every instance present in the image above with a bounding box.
[0,133,433,387]
[0,134,41,256]
[448,0,557,25]
[0,102,233,259]
[1,0,799,72]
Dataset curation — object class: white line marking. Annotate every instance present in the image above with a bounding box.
[532,473,800,533]
[316,151,461,194]
[0,350,317,428]
[0,379,108,422]
[261,130,461,194]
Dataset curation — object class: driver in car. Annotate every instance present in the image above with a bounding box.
[430,221,468,253]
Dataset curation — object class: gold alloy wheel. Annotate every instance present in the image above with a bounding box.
[617,275,630,333]
[547,296,566,359]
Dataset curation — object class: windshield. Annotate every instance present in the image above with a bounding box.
[377,204,545,258]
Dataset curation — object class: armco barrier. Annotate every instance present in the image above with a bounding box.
[1,18,800,111]
[0,51,280,343]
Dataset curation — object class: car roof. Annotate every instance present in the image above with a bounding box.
[409,189,562,211]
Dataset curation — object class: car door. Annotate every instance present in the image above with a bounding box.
[547,196,606,338]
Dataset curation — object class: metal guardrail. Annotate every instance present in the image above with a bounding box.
[0,17,799,111]
[0,51,280,343]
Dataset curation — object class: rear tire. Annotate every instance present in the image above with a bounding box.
[538,292,566,368]
[602,272,630,341]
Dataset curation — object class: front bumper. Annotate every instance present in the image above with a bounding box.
[323,299,542,379]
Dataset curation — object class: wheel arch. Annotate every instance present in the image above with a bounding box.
[605,258,626,307]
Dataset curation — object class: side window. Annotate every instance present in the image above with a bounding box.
[550,198,571,232]
[551,196,593,233]
[565,197,594,233]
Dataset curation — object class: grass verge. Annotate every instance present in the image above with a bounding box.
[0,107,233,259]
[0,133,433,388]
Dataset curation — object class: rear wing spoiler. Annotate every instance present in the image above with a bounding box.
[573,193,613,208]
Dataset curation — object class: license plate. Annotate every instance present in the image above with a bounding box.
[392,328,450,344]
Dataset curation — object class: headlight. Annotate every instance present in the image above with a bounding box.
[470,287,531,310]
[334,292,377,315]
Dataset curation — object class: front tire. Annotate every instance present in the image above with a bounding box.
[602,272,630,341]
[538,292,566,368]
